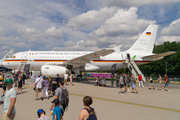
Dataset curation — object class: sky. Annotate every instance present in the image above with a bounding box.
[0,0,180,58]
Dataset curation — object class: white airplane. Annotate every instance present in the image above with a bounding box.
[0,25,176,77]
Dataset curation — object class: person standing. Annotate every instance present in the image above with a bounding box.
[50,81,69,117]
[0,78,17,120]
[79,96,97,120]
[138,74,144,87]
[70,73,73,86]
[22,72,26,85]
[119,74,125,94]
[48,76,53,96]
[111,74,114,87]
[157,75,162,90]
[115,73,120,87]
[162,74,171,91]
[63,73,68,85]
[131,75,138,93]
[124,73,129,92]
[55,74,61,88]
[51,99,62,120]
[34,74,43,100]
[43,76,49,99]
[17,75,22,94]
[149,76,155,90]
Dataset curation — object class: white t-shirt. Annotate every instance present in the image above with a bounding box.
[35,77,43,88]
[3,88,17,113]
[64,74,68,79]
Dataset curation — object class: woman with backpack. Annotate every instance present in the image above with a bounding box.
[79,96,97,120]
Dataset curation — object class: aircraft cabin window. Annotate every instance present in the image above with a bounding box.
[14,56,16,58]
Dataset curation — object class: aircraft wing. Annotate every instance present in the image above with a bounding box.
[63,48,115,66]
[142,51,176,60]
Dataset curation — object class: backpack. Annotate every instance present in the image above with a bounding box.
[60,87,69,106]
[84,107,97,120]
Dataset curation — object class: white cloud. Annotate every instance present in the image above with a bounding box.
[159,36,180,43]
[17,28,40,41]
[89,7,156,38]
[98,0,180,8]
[158,18,180,43]
[161,18,180,36]
[67,7,119,29]
[44,26,63,38]
[2,45,10,50]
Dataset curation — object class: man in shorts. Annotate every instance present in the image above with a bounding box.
[63,73,68,85]
[34,74,43,100]
[0,78,17,120]
[162,74,171,91]
[119,74,125,94]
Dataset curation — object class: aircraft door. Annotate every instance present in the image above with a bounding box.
[121,53,127,63]
[27,52,34,70]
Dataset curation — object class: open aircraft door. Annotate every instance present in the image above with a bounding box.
[27,50,34,71]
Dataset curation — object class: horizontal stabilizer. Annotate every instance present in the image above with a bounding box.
[142,51,176,59]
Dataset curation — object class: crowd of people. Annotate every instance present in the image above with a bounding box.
[95,73,171,94]
[0,70,172,120]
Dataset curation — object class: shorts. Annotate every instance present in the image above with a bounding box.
[35,88,42,93]
[3,113,15,120]
[120,84,124,88]
[64,79,67,83]
[150,83,153,86]
[165,83,169,86]
[3,86,6,90]
[132,84,135,88]
[124,83,126,86]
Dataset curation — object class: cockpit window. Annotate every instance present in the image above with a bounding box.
[11,56,16,58]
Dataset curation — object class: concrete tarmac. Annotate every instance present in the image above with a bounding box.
[0,80,180,120]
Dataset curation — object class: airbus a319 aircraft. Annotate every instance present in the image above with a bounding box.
[0,25,176,77]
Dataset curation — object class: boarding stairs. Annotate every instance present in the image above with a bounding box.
[124,54,146,83]
[16,52,29,72]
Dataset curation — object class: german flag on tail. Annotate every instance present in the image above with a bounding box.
[146,32,151,35]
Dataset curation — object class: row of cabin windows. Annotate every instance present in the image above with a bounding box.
[39,56,77,59]
[34,53,87,55]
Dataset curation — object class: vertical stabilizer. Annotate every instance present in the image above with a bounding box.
[0,49,14,62]
[127,25,158,53]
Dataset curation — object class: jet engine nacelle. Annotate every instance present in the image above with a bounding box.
[41,65,67,77]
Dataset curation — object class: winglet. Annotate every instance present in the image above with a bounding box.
[110,45,122,54]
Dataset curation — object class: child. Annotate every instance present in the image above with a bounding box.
[131,75,138,93]
[37,109,50,120]
[149,76,155,90]
[51,99,62,120]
